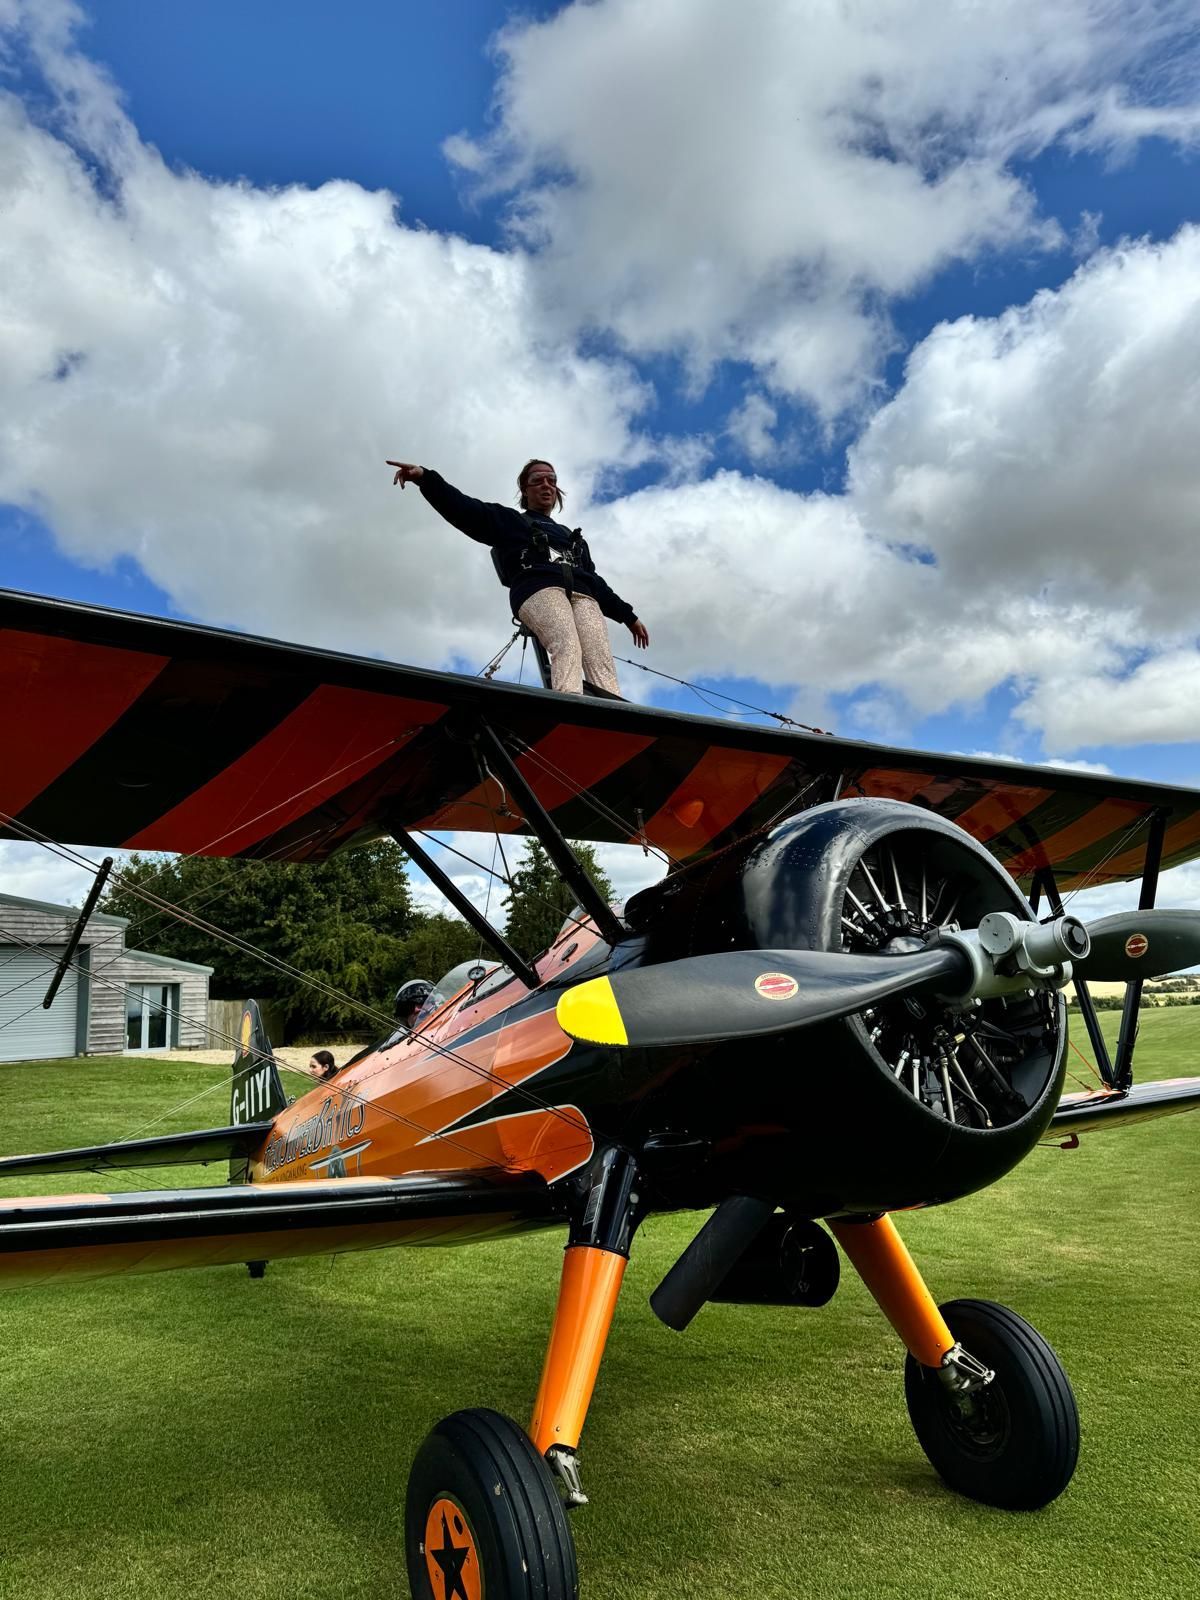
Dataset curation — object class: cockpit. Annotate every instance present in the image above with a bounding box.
[431,958,513,1010]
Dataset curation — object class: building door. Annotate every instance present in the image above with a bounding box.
[125,983,180,1051]
[0,946,80,1062]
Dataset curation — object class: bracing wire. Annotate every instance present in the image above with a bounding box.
[1059,811,1154,907]
[478,628,522,680]
[500,737,674,868]
[611,653,831,734]
[413,832,595,943]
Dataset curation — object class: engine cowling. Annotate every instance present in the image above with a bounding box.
[636,798,1067,1215]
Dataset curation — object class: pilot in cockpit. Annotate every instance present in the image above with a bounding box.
[394,979,437,1035]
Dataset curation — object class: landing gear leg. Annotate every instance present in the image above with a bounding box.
[829,1214,1079,1509]
[405,1148,640,1600]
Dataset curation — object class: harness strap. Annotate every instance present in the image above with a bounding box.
[518,524,585,597]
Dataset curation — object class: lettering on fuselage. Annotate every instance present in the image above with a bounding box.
[231,1066,273,1125]
[264,1096,366,1175]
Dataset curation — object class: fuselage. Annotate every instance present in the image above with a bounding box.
[253,800,1068,1234]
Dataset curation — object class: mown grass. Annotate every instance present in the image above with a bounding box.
[0,1014,1196,1599]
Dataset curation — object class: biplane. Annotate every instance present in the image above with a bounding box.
[1,586,1199,1600]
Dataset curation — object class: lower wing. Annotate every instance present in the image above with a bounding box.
[0,1172,556,1290]
[1048,1076,1200,1140]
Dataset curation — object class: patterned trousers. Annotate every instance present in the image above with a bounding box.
[517,588,621,696]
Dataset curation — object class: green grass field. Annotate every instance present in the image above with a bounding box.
[0,1012,1196,1600]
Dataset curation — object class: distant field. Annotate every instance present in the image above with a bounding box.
[0,1013,1196,1600]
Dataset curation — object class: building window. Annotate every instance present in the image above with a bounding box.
[125,983,180,1050]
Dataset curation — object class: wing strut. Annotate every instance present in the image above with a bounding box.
[1113,807,1168,1090]
[1031,864,1115,1086]
[390,825,539,990]
[476,723,627,947]
[42,854,113,1011]
[1032,805,1171,1093]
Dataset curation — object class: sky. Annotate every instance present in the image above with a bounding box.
[2,0,1200,929]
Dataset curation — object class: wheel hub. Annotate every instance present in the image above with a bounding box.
[423,1496,483,1600]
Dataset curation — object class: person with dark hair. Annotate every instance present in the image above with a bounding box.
[387,457,649,695]
[309,1049,337,1081]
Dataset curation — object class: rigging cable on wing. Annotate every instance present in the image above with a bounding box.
[611,653,831,734]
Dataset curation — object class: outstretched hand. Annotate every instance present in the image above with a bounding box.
[629,619,650,649]
[387,460,424,488]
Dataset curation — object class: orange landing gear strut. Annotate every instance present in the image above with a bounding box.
[529,1147,640,1506]
[828,1213,956,1367]
[531,1245,627,1456]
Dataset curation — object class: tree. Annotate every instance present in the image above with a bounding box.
[502,839,615,961]
[103,840,419,1036]
[394,914,482,986]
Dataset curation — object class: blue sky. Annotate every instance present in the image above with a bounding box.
[3,0,1200,911]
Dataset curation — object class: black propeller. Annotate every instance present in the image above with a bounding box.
[1071,910,1200,983]
[555,944,971,1050]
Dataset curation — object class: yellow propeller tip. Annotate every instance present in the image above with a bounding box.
[556,976,629,1047]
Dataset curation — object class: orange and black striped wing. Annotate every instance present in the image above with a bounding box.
[4,587,1200,889]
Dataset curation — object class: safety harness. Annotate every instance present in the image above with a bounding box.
[490,521,586,595]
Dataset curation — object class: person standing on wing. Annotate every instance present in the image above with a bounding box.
[387,457,649,696]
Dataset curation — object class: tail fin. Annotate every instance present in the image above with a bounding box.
[229,1000,288,1181]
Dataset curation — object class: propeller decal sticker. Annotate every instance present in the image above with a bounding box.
[754,972,799,1000]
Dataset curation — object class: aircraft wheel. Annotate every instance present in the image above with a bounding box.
[406,1407,579,1600]
[904,1298,1079,1510]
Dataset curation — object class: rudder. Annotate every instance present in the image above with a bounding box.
[229,1000,288,1182]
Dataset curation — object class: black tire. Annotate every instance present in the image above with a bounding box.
[405,1408,579,1600]
[904,1298,1079,1510]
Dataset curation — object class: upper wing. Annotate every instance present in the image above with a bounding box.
[0,1171,555,1290]
[4,587,1199,888]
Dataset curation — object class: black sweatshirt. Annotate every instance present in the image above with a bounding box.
[417,469,638,626]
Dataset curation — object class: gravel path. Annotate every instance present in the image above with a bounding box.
[132,1044,359,1074]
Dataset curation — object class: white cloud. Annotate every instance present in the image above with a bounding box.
[849,229,1200,630]
[959,751,1113,775]
[1017,652,1200,750]
[726,393,777,463]
[1039,757,1113,775]
[845,226,1200,747]
[0,841,111,908]
[450,0,1200,416]
[0,4,647,663]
